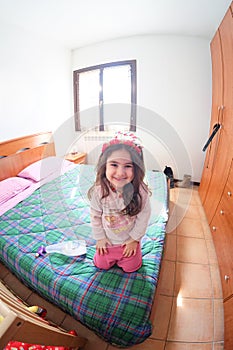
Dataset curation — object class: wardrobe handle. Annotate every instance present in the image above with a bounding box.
[220,105,224,124]
[225,275,230,282]
[220,210,224,215]
[202,123,221,152]
[227,191,232,196]
[212,226,216,231]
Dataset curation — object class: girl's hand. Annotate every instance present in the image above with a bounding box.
[122,239,139,257]
[96,238,112,255]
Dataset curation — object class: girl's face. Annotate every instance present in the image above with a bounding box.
[106,148,134,190]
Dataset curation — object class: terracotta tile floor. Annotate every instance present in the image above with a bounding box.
[0,186,224,350]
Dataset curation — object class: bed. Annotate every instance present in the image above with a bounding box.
[0,132,169,348]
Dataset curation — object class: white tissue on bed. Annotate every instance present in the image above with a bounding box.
[46,240,86,256]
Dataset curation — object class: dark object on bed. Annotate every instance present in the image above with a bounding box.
[164,165,175,188]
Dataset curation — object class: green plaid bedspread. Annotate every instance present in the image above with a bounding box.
[0,165,168,347]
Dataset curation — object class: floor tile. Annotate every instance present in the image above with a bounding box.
[166,197,177,233]
[163,234,177,261]
[213,341,224,350]
[197,204,210,220]
[108,339,165,350]
[169,188,178,202]
[177,236,209,264]
[205,238,218,265]
[173,188,193,206]
[156,260,175,296]
[0,262,10,280]
[190,189,203,206]
[166,213,177,233]
[174,262,212,298]
[179,204,201,220]
[201,219,213,240]
[209,264,223,299]
[3,271,33,301]
[213,299,224,342]
[165,342,212,350]
[61,315,108,350]
[167,298,214,342]
[151,294,173,340]
[177,217,205,239]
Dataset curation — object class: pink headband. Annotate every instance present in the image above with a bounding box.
[102,131,143,155]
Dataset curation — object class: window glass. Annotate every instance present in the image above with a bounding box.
[73,60,136,131]
[103,65,131,104]
[79,69,100,111]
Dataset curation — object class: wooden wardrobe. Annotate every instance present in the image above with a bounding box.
[199,2,233,349]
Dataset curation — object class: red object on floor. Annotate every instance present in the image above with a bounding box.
[3,302,78,350]
[4,331,78,349]
[5,341,73,349]
[68,330,77,336]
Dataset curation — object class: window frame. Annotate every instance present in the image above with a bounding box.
[73,60,137,132]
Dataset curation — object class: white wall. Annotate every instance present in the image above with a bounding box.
[0,20,73,155]
[0,24,212,182]
[72,35,212,182]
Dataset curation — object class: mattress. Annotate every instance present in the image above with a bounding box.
[0,164,168,347]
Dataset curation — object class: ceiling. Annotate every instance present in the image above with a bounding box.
[0,0,232,50]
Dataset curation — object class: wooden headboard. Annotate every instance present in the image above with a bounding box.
[0,132,56,181]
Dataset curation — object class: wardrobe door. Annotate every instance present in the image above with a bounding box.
[199,30,223,206]
[200,8,233,224]
[220,6,233,141]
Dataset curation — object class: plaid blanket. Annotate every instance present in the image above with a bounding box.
[0,165,168,347]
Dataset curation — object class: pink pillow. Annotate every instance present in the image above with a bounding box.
[0,177,32,204]
[17,156,71,182]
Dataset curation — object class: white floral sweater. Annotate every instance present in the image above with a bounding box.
[90,184,151,245]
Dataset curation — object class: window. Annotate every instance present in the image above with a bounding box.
[73,60,137,132]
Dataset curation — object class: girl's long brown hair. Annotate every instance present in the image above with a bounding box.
[88,143,150,216]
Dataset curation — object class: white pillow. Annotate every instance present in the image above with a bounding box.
[0,177,32,204]
[17,156,71,182]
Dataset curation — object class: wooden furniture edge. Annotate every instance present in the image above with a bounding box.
[0,281,87,349]
[0,132,56,181]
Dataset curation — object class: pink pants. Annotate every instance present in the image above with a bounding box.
[93,243,142,273]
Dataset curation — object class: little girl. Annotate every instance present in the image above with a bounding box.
[88,131,151,273]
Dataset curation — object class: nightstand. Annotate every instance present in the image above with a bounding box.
[65,152,86,164]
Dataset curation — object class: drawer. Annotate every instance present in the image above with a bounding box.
[216,194,233,231]
[224,179,233,205]
[216,158,233,231]
[224,295,233,350]
[225,158,233,198]
[211,214,233,300]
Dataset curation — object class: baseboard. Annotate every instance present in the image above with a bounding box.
[174,179,200,187]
